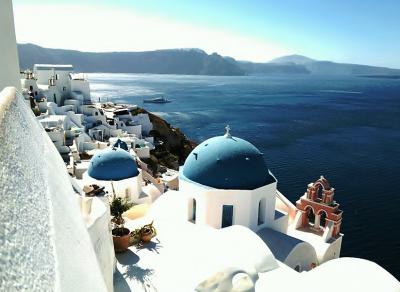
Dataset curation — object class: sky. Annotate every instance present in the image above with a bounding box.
[13,0,400,68]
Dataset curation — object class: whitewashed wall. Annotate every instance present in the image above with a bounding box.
[284,242,318,272]
[180,175,281,231]
[82,170,145,203]
[71,79,90,99]
[132,113,153,135]
[0,87,108,291]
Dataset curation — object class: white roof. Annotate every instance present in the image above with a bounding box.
[113,191,400,291]
[34,64,74,71]
[39,115,67,123]
[114,191,279,292]
[256,257,400,292]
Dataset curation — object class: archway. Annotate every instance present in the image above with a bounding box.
[306,206,315,225]
[313,176,331,201]
[319,210,328,228]
[317,184,324,200]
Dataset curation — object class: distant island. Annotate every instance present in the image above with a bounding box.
[359,75,400,79]
[18,43,400,76]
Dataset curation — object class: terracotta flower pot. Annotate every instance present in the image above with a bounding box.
[112,227,131,252]
[141,227,153,242]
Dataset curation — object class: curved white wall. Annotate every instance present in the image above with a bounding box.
[85,197,115,291]
[284,242,318,272]
[0,87,107,291]
[303,258,399,292]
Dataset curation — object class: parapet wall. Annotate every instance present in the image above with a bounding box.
[0,87,107,291]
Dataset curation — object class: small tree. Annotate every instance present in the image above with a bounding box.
[110,197,133,236]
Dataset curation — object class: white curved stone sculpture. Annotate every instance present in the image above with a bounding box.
[0,87,107,291]
[195,268,258,292]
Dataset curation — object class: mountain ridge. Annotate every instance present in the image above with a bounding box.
[18,43,400,76]
[270,54,316,65]
[18,43,244,76]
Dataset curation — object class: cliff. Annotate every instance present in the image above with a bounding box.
[131,107,196,173]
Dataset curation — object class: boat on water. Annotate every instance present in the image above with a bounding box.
[143,96,171,103]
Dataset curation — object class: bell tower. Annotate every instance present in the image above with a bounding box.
[295,176,343,241]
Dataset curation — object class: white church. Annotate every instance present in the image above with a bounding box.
[164,126,342,272]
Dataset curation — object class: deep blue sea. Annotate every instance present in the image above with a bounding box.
[88,73,400,278]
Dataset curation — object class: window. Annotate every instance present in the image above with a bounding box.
[29,85,33,91]
[188,198,196,223]
[95,112,98,116]
[125,189,131,200]
[221,205,234,228]
[258,198,266,225]
[63,86,66,91]
[53,94,57,103]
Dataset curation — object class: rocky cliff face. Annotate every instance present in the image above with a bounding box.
[133,107,196,173]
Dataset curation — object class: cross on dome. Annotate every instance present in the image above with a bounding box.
[224,125,232,138]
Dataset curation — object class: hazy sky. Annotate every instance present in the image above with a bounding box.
[13,0,400,68]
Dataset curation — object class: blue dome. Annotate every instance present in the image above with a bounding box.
[88,147,139,181]
[182,135,275,190]
[113,139,128,151]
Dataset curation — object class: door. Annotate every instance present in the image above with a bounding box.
[221,205,234,228]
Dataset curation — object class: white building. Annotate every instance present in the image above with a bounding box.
[71,73,91,100]
[34,64,73,103]
[175,126,334,271]
[81,147,159,204]
[179,128,280,231]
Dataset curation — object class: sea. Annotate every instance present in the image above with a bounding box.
[88,73,400,278]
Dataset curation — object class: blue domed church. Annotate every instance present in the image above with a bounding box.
[179,126,287,232]
[88,147,139,181]
[82,147,149,203]
[175,126,344,272]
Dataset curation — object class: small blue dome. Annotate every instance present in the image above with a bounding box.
[181,135,275,190]
[113,139,128,151]
[88,147,139,181]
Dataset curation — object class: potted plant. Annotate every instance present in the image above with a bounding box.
[110,197,133,252]
[140,221,157,243]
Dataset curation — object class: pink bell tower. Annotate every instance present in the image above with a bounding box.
[295,176,343,240]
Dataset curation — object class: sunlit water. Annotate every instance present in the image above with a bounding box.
[89,73,400,278]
